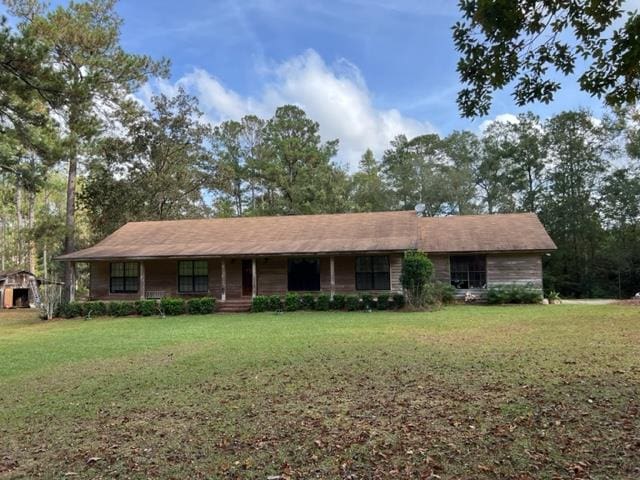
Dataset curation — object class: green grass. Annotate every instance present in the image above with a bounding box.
[1,305,638,479]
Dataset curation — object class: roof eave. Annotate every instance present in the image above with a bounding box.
[54,248,413,262]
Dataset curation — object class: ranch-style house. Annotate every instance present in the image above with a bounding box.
[56,211,556,309]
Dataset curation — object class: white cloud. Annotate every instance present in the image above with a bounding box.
[141,49,435,169]
[479,113,519,132]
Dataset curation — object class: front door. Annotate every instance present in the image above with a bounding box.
[242,260,252,296]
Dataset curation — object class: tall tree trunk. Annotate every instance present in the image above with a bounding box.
[15,183,23,267]
[1,217,5,271]
[63,156,77,302]
[28,188,36,273]
[43,243,48,282]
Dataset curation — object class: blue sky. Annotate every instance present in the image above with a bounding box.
[10,0,637,167]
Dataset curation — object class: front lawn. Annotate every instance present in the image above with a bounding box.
[0,305,638,479]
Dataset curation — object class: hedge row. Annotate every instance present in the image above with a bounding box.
[251,292,405,312]
[57,297,217,318]
[487,284,543,304]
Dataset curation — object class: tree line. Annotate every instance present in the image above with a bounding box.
[1,0,639,299]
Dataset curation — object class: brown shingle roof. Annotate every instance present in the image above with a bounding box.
[419,213,557,253]
[56,211,555,261]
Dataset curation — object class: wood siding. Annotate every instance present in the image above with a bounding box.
[487,254,543,287]
[427,253,543,288]
[91,259,224,300]
[88,253,543,301]
[89,253,404,300]
[0,272,39,308]
[430,255,450,283]
[90,262,139,301]
[257,257,287,295]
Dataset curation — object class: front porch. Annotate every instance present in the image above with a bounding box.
[87,254,403,303]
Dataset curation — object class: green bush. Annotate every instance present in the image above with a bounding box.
[300,293,316,310]
[400,250,434,307]
[345,294,361,311]
[315,294,331,311]
[267,295,282,311]
[425,281,457,305]
[487,286,509,304]
[392,293,405,309]
[82,301,107,317]
[360,293,374,310]
[547,290,561,303]
[285,292,300,311]
[251,295,269,312]
[376,293,390,310]
[59,301,83,318]
[161,297,186,316]
[109,301,136,317]
[331,294,346,310]
[487,284,543,305]
[186,298,200,314]
[187,297,216,314]
[136,299,157,316]
[199,297,216,314]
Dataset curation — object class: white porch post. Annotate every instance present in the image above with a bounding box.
[221,259,226,302]
[69,262,76,302]
[252,258,257,298]
[330,255,335,300]
[139,261,145,300]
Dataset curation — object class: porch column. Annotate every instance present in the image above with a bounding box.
[252,258,257,298]
[69,262,76,302]
[139,261,145,300]
[330,255,335,300]
[221,259,226,302]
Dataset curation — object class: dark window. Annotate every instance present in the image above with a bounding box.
[288,258,320,291]
[110,262,139,293]
[178,260,209,293]
[450,255,487,289]
[356,256,390,290]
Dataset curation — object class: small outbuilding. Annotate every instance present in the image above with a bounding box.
[0,271,41,309]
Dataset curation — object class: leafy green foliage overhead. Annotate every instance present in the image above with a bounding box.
[453,0,640,117]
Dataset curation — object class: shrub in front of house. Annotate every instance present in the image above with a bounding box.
[58,301,84,318]
[187,297,216,314]
[285,292,300,311]
[267,295,282,311]
[83,301,108,317]
[300,293,315,310]
[189,297,216,314]
[251,295,269,312]
[360,293,374,310]
[376,293,390,310]
[136,299,158,316]
[425,281,456,306]
[109,301,137,317]
[487,286,509,304]
[345,294,361,311]
[400,250,434,308]
[198,297,216,314]
[315,293,331,311]
[161,297,186,316]
[331,294,346,310]
[487,284,543,305]
[392,293,405,309]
